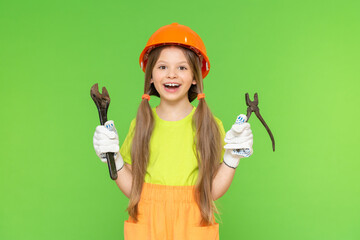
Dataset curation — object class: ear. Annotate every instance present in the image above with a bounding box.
[192,79,196,85]
[150,78,154,84]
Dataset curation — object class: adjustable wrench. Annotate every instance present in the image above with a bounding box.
[90,83,117,180]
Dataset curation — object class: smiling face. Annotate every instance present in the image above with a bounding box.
[150,46,196,104]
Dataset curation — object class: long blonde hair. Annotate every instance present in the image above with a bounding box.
[126,45,223,225]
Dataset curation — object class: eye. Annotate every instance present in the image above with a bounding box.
[179,66,187,70]
[158,65,166,69]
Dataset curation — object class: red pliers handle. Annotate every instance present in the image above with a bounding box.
[246,93,275,152]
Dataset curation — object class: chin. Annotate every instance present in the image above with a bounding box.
[160,94,188,102]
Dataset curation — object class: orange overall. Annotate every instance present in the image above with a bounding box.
[124,182,219,240]
[121,107,226,239]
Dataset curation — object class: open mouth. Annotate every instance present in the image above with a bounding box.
[163,83,181,89]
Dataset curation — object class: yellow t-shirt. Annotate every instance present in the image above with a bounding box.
[119,106,226,186]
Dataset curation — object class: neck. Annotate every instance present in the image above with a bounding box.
[156,98,194,121]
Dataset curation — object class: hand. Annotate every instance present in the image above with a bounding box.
[93,120,124,171]
[223,114,253,169]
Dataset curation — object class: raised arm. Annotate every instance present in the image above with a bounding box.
[211,114,254,201]
[93,120,134,198]
[212,163,236,201]
[114,162,133,198]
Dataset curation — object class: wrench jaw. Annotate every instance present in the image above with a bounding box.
[91,83,111,125]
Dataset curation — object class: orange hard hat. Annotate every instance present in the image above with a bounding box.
[139,23,210,79]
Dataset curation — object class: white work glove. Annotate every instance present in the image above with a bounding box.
[223,114,253,169]
[93,120,124,171]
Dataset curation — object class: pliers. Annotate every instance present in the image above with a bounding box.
[245,93,275,152]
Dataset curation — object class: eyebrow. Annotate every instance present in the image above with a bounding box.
[156,60,189,64]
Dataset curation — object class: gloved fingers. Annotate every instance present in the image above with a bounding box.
[224,140,253,149]
[225,148,242,157]
[226,145,253,157]
[225,129,252,143]
[94,143,119,155]
[98,152,119,163]
[231,122,251,134]
[225,125,251,139]
[235,114,248,124]
[93,138,119,147]
[232,147,253,157]
[225,129,251,140]
[98,145,119,154]
[224,133,253,144]
[93,134,119,152]
[104,120,118,134]
[94,132,119,144]
[99,153,107,163]
[224,148,240,159]
[93,121,119,164]
[223,150,240,167]
[95,125,118,140]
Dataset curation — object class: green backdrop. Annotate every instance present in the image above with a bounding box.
[1,0,359,239]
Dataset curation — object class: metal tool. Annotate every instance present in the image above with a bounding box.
[245,92,275,152]
[90,83,117,180]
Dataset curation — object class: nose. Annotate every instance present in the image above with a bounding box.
[167,67,178,78]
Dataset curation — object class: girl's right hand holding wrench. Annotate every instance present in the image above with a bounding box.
[93,120,125,171]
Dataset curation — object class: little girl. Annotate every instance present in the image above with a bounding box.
[93,23,253,240]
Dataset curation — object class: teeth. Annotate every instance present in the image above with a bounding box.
[165,83,180,87]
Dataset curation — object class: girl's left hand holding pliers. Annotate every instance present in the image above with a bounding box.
[223,114,253,169]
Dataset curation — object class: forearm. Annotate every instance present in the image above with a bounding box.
[114,163,133,198]
[211,162,236,201]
